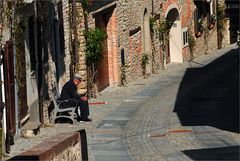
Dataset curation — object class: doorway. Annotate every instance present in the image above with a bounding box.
[166,6,183,63]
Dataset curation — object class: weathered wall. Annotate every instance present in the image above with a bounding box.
[52,142,80,161]
[66,0,220,90]
[116,0,161,83]
[75,2,88,95]
[61,0,71,88]
[9,132,82,161]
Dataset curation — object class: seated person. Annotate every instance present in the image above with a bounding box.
[58,73,92,122]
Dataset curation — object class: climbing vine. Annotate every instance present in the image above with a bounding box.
[188,30,196,59]
[158,18,171,69]
[120,64,129,86]
[15,21,27,111]
[141,53,149,78]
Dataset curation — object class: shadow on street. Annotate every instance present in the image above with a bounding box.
[173,48,239,133]
[183,145,239,161]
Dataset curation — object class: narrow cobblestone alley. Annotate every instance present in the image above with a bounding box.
[90,45,239,161]
[6,45,239,161]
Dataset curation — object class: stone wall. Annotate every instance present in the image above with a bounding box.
[75,2,88,95]
[8,132,82,161]
[57,1,88,95]
[116,0,162,83]
[128,30,143,80]
[38,1,57,124]
[61,0,71,87]
[74,0,220,87]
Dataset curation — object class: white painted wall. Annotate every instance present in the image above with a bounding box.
[1,52,6,154]
[169,20,183,63]
[165,4,183,63]
[24,23,39,122]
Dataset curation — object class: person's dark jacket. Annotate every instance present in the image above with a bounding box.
[58,80,81,101]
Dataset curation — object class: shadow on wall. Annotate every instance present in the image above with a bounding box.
[38,1,67,96]
[173,48,239,133]
[183,146,240,161]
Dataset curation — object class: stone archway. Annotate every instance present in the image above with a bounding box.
[165,5,183,63]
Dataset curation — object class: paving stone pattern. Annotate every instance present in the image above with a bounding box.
[6,45,239,161]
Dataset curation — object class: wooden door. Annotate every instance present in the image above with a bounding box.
[3,41,16,152]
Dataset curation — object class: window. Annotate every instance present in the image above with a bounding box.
[182,27,189,47]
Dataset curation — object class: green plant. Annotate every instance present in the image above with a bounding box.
[85,28,106,65]
[158,18,171,69]
[188,31,196,55]
[158,18,171,42]
[149,17,156,32]
[141,53,149,67]
[15,21,27,111]
[85,28,106,97]
[198,18,205,32]
[188,30,196,60]
[120,64,129,86]
[82,0,89,11]
[217,5,225,32]
[141,53,149,78]
[210,14,216,25]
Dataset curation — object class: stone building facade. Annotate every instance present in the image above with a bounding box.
[86,0,220,88]
[0,0,224,127]
[0,0,231,155]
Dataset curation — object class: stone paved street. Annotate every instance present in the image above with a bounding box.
[6,45,239,161]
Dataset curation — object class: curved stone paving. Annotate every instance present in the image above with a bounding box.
[91,47,239,161]
[6,46,239,161]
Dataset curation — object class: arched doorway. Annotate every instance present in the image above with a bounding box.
[165,5,183,63]
[143,9,152,72]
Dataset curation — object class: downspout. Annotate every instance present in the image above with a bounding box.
[12,5,20,139]
[13,43,20,139]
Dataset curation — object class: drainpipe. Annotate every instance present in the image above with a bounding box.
[13,44,20,139]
